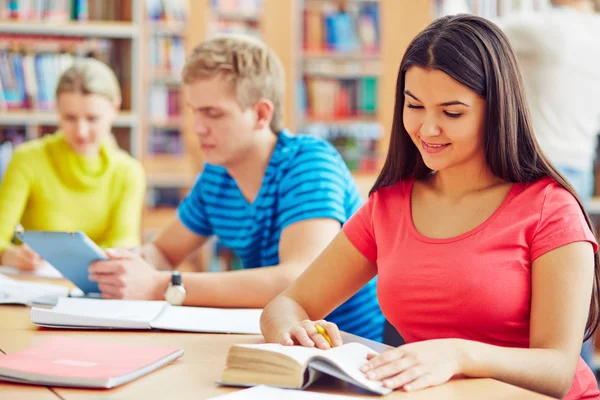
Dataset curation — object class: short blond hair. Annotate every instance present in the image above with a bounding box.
[182,35,285,132]
[56,58,121,103]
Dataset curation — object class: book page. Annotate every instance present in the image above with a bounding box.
[51,298,168,322]
[208,385,362,399]
[150,306,262,334]
[235,343,324,366]
[310,342,392,395]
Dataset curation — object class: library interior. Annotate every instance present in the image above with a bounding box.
[1,0,600,399]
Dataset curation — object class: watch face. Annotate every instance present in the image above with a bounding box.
[165,285,186,306]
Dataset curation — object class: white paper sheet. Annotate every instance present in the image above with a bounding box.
[50,298,169,322]
[150,306,262,334]
[208,385,362,399]
[0,274,69,305]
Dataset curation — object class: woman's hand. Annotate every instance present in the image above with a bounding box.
[1,245,44,271]
[277,319,343,350]
[360,339,465,392]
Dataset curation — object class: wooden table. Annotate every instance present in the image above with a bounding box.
[0,277,555,399]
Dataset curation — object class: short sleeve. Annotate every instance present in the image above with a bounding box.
[177,173,213,237]
[530,184,598,261]
[277,142,351,231]
[343,193,377,264]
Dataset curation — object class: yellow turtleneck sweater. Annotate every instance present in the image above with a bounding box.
[0,132,145,254]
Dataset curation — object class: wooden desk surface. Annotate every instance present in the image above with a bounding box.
[0,277,555,400]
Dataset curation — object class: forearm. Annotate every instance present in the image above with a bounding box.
[260,294,310,343]
[153,264,301,308]
[459,340,575,399]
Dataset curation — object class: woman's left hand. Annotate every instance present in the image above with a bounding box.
[360,339,465,392]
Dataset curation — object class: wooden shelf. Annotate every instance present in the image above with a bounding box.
[213,12,260,22]
[0,111,136,127]
[147,21,187,35]
[353,172,379,199]
[143,154,196,177]
[149,118,184,129]
[303,50,381,60]
[301,115,380,125]
[0,21,138,38]
[146,172,197,188]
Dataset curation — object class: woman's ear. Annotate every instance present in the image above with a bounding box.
[254,99,274,130]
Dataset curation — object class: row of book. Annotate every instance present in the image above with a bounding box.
[0,0,123,21]
[0,40,117,111]
[148,85,181,123]
[146,0,188,22]
[299,123,382,174]
[299,77,378,121]
[435,0,551,18]
[147,128,183,155]
[149,36,185,78]
[147,186,184,208]
[303,1,380,53]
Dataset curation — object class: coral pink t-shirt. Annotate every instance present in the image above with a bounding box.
[343,177,599,400]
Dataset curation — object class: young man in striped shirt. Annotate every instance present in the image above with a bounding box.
[89,35,384,342]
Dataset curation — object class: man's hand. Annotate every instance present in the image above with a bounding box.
[88,249,164,300]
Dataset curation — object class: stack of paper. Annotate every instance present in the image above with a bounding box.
[0,274,69,306]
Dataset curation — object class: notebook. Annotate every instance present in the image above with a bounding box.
[0,273,69,305]
[208,385,362,399]
[219,342,392,395]
[0,336,183,388]
[30,297,262,334]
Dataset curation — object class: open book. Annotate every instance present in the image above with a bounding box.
[0,336,183,388]
[220,342,392,395]
[31,297,262,334]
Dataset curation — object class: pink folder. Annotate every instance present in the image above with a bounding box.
[0,336,183,388]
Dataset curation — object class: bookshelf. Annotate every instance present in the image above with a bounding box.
[0,1,143,157]
[262,0,432,198]
[0,0,203,246]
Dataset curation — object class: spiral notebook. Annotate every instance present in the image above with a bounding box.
[0,336,183,388]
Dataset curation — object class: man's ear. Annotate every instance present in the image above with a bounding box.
[254,98,274,130]
[113,96,122,112]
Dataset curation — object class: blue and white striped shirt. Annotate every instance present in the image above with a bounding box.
[178,130,384,341]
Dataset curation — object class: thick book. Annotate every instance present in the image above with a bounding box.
[0,336,183,388]
[219,342,392,396]
[31,297,262,334]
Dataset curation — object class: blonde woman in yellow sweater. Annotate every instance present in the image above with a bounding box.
[0,58,145,271]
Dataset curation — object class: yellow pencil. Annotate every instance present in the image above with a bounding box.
[315,324,334,347]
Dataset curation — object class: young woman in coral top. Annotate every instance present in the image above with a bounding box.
[260,15,600,400]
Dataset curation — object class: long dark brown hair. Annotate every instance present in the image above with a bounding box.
[372,14,600,340]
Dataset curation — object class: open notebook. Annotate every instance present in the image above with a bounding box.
[31,297,262,334]
[0,336,183,388]
[220,342,392,395]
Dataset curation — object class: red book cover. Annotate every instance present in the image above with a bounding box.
[0,336,183,388]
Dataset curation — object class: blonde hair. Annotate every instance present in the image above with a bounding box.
[182,35,285,132]
[56,58,121,103]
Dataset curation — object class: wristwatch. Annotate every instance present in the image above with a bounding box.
[164,271,187,306]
